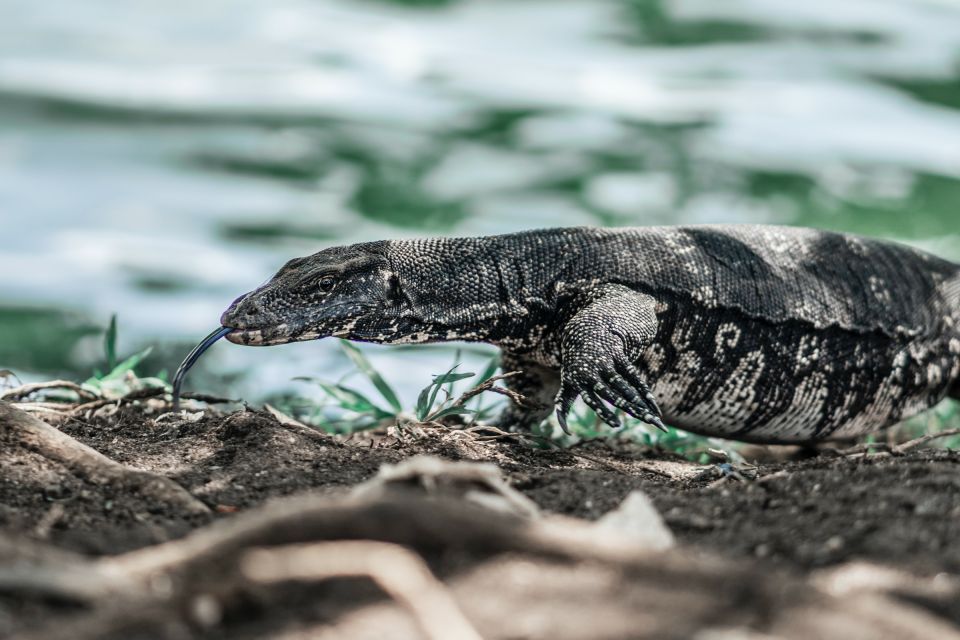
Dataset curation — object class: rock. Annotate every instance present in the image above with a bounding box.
[594,490,675,551]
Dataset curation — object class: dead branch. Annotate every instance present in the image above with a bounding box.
[446,371,521,407]
[894,428,960,453]
[69,387,165,415]
[0,401,209,515]
[263,404,335,443]
[838,427,960,458]
[2,478,956,640]
[13,404,73,416]
[352,455,540,518]
[243,541,483,640]
[0,380,98,402]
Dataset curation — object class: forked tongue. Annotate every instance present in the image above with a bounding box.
[172,326,233,411]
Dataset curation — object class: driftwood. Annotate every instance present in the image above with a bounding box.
[0,401,208,515]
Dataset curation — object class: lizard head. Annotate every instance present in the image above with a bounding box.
[220,242,406,346]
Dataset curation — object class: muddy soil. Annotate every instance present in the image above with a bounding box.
[2,401,960,639]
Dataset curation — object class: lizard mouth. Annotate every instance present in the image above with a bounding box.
[224,326,325,346]
[225,328,272,346]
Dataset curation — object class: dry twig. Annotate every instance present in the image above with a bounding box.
[894,428,960,453]
[0,380,98,402]
[839,427,960,458]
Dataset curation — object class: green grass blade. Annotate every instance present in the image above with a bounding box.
[91,346,153,383]
[476,354,500,384]
[426,363,459,417]
[446,348,462,397]
[316,381,392,418]
[415,383,433,421]
[104,314,118,371]
[432,371,475,385]
[339,340,402,413]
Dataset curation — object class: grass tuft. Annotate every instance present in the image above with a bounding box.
[84,316,168,399]
[289,342,736,461]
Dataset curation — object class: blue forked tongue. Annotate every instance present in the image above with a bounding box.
[172,326,233,411]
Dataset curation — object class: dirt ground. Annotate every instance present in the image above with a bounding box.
[2,398,960,639]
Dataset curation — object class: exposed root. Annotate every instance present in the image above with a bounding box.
[894,428,960,453]
[13,403,74,416]
[0,456,957,640]
[0,380,98,402]
[352,455,540,518]
[839,427,960,458]
[0,401,209,515]
[243,541,483,640]
[70,388,235,417]
[68,387,165,415]
[5,382,236,420]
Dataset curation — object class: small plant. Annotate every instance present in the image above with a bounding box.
[295,341,501,434]
[83,314,168,399]
[291,341,739,461]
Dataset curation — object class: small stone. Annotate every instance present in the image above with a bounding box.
[190,594,222,628]
[595,490,675,550]
[914,498,940,516]
[825,536,844,552]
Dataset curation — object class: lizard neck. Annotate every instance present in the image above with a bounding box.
[385,234,569,344]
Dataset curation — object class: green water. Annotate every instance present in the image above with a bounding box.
[2,0,959,402]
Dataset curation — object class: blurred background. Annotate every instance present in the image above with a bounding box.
[2,0,959,406]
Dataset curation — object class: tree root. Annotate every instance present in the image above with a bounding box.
[0,488,706,640]
[894,428,960,453]
[351,454,541,518]
[2,488,957,640]
[243,541,483,640]
[0,401,209,515]
[839,427,960,458]
[0,454,957,640]
[0,380,98,402]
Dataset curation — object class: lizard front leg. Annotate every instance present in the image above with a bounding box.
[492,350,560,431]
[556,284,664,433]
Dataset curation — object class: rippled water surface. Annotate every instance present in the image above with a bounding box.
[2,0,960,401]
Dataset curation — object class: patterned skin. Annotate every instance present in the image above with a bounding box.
[221,225,960,443]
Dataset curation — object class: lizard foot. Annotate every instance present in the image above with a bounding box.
[556,354,664,435]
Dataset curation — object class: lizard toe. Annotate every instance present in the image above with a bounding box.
[581,390,623,430]
[596,374,664,430]
[614,360,662,418]
[555,380,579,435]
[605,375,663,428]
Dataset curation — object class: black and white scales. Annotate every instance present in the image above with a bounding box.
[175,225,960,444]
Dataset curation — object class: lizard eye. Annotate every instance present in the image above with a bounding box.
[317,275,337,293]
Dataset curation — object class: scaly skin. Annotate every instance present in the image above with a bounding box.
[221,225,960,443]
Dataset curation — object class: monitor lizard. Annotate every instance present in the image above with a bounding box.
[218,225,960,443]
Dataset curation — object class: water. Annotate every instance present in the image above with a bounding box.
[2,0,959,404]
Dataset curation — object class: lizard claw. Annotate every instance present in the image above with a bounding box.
[555,382,578,435]
[556,355,665,433]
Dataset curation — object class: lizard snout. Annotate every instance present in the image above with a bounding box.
[220,293,268,329]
